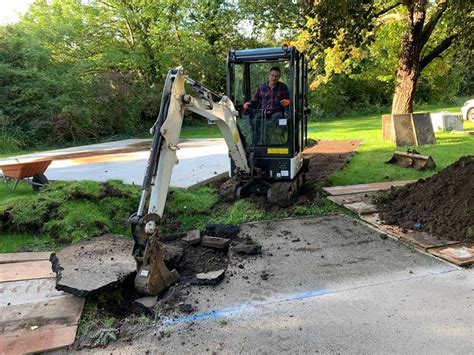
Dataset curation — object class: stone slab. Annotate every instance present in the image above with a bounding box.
[50,234,136,297]
[134,296,158,314]
[323,180,416,196]
[195,269,226,285]
[428,243,474,266]
[183,230,201,245]
[343,201,379,215]
[201,236,231,249]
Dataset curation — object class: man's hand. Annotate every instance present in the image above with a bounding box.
[243,102,250,110]
[281,99,290,107]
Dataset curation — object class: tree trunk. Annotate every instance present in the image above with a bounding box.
[391,0,427,114]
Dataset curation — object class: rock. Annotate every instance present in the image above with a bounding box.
[194,269,226,285]
[134,296,157,314]
[178,303,196,313]
[233,244,262,255]
[201,236,231,250]
[183,230,201,245]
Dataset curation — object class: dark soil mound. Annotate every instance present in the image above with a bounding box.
[204,223,240,239]
[377,156,474,242]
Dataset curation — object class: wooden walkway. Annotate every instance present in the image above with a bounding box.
[324,181,474,266]
[0,252,84,354]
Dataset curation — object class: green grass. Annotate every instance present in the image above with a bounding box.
[0,180,140,253]
[308,103,474,185]
[181,122,221,139]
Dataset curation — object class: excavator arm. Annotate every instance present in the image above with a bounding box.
[129,68,250,295]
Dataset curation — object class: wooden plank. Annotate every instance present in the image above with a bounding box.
[323,180,416,196]
[0,252,51,264]
[0,278,64,307]
[399,231,459,251]
[0,325,78,354]
[428,243,474,266]
[343,201,379,215]
[360,214,460,251]
[0,295,84,334]
[0,260,54,283]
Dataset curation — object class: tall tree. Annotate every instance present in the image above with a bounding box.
[295,0,473,114]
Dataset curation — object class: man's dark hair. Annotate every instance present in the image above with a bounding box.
[269,66,281,73]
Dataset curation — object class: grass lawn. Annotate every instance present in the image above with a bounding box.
[309,103,473,185]
[180,102,473,185]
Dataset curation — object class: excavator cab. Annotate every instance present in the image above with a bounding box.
[224,46,310,205]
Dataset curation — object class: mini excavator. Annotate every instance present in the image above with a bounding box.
[129,46,311,295]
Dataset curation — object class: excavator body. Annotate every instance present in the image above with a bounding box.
[223,47,311,205]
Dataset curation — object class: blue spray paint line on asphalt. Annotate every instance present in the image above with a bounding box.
[429,268,455,276]
[163,268,456,325]
[163,288,331,325]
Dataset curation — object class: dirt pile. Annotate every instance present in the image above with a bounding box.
[377,156,474,241]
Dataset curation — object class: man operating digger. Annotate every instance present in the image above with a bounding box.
[243,66,290,111]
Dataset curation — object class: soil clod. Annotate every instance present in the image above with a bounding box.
[204,224,240,239]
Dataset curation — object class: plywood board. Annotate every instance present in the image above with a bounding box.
[0,278,64,307]
[428,243,474,266]
[0,252,51,264]
[323,180,416,196]
[0,295,84,334]
[399,231,459,251]
[360,214,460,251]
[0,325,78,354]
[0,260,54,283]
[327,192,377,206]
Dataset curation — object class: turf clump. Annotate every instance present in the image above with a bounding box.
[0,180,140,245]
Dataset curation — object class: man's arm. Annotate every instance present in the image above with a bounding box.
[245,87,262,109]
[280,83,290,107]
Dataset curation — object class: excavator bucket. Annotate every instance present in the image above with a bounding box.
[386,150,436,170]
[134,239,180,295]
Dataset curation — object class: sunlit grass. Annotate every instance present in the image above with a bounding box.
[308,104,473,185]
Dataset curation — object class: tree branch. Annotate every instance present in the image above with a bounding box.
[421,0,448,48]
[419,33,457,71]
[375,2,402,17]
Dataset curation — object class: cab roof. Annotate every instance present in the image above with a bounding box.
[228,46,296,63]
